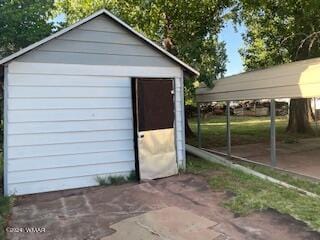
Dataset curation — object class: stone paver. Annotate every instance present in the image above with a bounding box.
[7,174,320,240]
[102,206,221,240]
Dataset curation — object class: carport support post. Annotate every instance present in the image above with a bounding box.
[197,103,202,148]
[314,98,318,136]
[270,99,277,167]
[226,101,231,159]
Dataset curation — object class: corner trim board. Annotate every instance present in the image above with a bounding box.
[3,65,9,195]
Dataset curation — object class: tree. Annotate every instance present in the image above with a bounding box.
[0,0,55,59]
[0,0,55,150]
[54,0,232,137]
[234,0,320,133]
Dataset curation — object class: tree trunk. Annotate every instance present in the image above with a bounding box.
[286,38,316,134]
[162,13,195,138]
[286,98,314,133]
[185,108,195,138]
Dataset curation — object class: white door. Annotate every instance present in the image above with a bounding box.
[134,78,178,180]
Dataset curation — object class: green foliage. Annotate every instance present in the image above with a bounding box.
[108,176,127,185]
[126,170,137,182]
[54,0,233,102]
[96,171,137,186]
[96,176,110,186]
[0,0,55,59]
[187,155,320,231]
[0,152,13,240]
[234,0,320,70]
[96,175,126,186]
[0,196,13,239]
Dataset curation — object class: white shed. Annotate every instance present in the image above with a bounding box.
[0,9,199,195]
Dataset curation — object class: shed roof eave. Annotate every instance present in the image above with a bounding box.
[0,9,199,77]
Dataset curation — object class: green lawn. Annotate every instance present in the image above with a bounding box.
[187,116,319,148]
[0,155,13,239]
[238,162,320,195]
[186,155,320,231]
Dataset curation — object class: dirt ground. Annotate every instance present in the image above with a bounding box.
[217,138,320,179]
[6,174,320,240]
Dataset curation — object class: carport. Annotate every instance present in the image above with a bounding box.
[195,58,320,177]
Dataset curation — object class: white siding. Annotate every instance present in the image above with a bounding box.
[16,15,178,68]
[6,63,134,195]
[6,62,185,195]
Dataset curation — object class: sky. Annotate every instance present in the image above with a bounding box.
[219,21,245,76]
[53,14,245,76]
[50,13,65,24]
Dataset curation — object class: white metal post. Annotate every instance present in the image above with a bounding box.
[270,99,277,167]
[197,103,202,148]
[314,98,318,136]
[226,101,231,159]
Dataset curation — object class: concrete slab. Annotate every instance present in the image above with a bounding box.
[217,138,320,179]
[7,175,320,240]
[102,207,221,240]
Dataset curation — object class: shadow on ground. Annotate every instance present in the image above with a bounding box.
[216,138,320,179]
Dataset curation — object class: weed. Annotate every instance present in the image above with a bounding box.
[96,176,110,186]
[126,171,137,182]
[0,196,13,239]
[0,154,14,239]
[108,176,127,185]
[96,171,137,186]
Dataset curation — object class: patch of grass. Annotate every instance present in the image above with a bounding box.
[0,196,12,239]
[126,171,137,182]
[187,116,319,148]
[238,162,320,195]
[283,136,300,144]
[187,155,320,231]
[96,176,110,186]
[0,154,13,239]
[186,155,224,173]
[108,176,128,185]
[96,171,137,186]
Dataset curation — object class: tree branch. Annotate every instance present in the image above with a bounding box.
[295,31,320,59]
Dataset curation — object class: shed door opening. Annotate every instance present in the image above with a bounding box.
[133,78,178,180]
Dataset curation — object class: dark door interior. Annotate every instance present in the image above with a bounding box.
[137,79,174,131]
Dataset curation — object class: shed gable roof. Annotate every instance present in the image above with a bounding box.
[0,9,199,76]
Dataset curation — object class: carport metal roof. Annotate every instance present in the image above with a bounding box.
[196,57,320,102]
